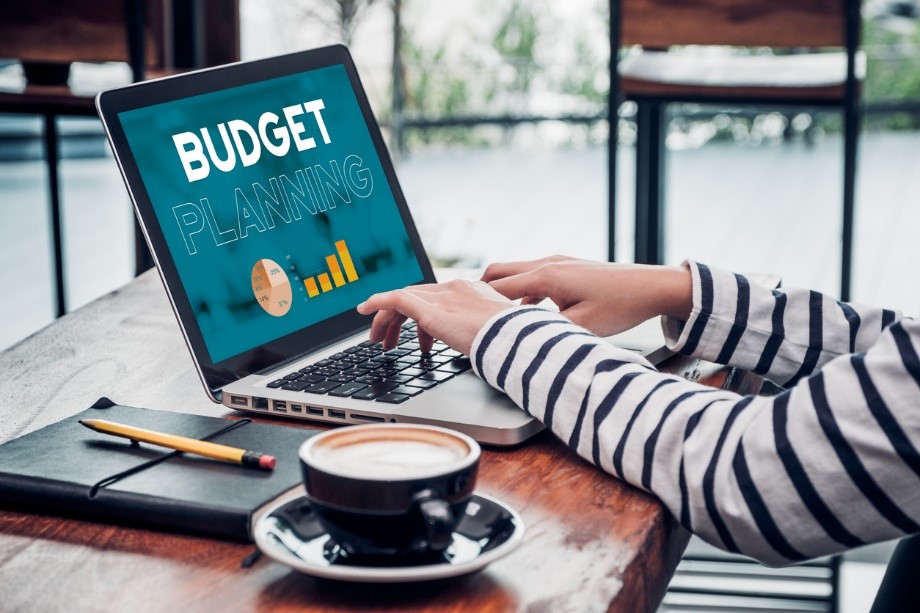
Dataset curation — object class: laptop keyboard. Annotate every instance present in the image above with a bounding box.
[265,322,472,404]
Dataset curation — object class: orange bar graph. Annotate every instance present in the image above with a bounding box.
[300,240,359,299]
[326,255,346,287]
[336,240,359,282]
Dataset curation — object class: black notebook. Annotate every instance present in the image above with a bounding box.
[0,398,318,542]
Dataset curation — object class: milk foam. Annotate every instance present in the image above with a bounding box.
[314,439,466,479]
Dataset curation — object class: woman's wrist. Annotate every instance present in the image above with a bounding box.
[655,265,693,321]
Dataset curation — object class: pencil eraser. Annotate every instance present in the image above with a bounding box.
[259,454,277,470]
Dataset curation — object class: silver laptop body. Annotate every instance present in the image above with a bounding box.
[97,46,548,445]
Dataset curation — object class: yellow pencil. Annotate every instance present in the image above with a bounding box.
[79,419,276,470]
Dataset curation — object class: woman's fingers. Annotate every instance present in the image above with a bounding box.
[488,268,552,301]
[359,280,515,356]
[416,325,435,354]
[481,255,572,283]
[359,289,434,349]
[366,308,403,344]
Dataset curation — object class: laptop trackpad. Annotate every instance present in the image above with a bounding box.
[392,372,542,444]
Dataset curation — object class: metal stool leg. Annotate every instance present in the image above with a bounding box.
[840,97,859,302]
[634,100,666,264]
[43,113,66,318]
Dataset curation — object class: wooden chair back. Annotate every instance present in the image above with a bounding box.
[620,0,848,49]
[0,2,164,67]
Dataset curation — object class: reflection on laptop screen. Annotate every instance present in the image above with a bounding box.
[118,64,423,364]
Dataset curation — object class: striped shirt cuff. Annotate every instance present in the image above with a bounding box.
[662,260,747,361]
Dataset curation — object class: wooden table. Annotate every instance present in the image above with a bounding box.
[0,271,762,612]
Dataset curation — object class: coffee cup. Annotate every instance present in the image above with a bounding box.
[299,424,480,559]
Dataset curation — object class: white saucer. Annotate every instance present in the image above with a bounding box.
[252,489,524,583]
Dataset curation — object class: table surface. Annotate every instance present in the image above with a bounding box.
[0,270,763,612]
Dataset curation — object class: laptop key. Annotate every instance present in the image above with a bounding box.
[303,381,343,394]
[282,381,310,391]
[440,349,463,358]
[385,348,412,357]
[328,382,368,397]
[283,373,302,380]
[399,367,428,378]
[418,371,453,383]
[351,382,399,400]
[416,359,441,371]
[403,378,438,389]
[437,358,472,374]
[328,374,355,383]
[267,379,285,388]
[298,374,326,384]
[355,375,384,384]
[376,393,411,404]
[388,385,422,397]
[384,375,414,385]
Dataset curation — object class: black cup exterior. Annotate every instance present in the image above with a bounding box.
[300,457,478,557]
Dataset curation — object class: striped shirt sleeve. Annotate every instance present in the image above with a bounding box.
[471,302,920,566]
[662,261,902,386]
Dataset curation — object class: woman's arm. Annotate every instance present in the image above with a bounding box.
[472,306,920,566]
[482,256,903,386]
[665,262,902,386]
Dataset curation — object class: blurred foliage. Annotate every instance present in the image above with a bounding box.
[401,26,480,147]
[490,1,541,99]
[399,0,546,147]
[387,1,920,148]
[555,0,609,108]
[863,17,920,129]
[282,0,380,46]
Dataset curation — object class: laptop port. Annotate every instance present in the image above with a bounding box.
[229,395,248,407]
[328,409,346,419]
[289,404,303,413]
[307,407,324,416]
[273,400,287,412]
[351,413,384,422]
[252,397,268,410]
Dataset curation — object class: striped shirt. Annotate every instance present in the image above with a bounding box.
[471,261,920,566]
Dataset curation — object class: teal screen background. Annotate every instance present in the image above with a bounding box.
[119,65,423,363]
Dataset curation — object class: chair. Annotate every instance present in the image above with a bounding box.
[608,0,863,300]
[662,537,842,613]
[0,1,240,317]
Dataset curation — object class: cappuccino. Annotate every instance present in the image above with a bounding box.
[299,424,480,555]
[305,427,472,480]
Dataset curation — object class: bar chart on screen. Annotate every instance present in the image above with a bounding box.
[297,239,360,299]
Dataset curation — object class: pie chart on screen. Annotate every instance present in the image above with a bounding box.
[251,258,292,317]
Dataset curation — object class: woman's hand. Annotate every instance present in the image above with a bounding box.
[357,280,515,355]
[482,255,692,337]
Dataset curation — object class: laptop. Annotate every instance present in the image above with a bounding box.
[97,45,677,446]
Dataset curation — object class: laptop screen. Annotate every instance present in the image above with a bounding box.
[117,63,424,365]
